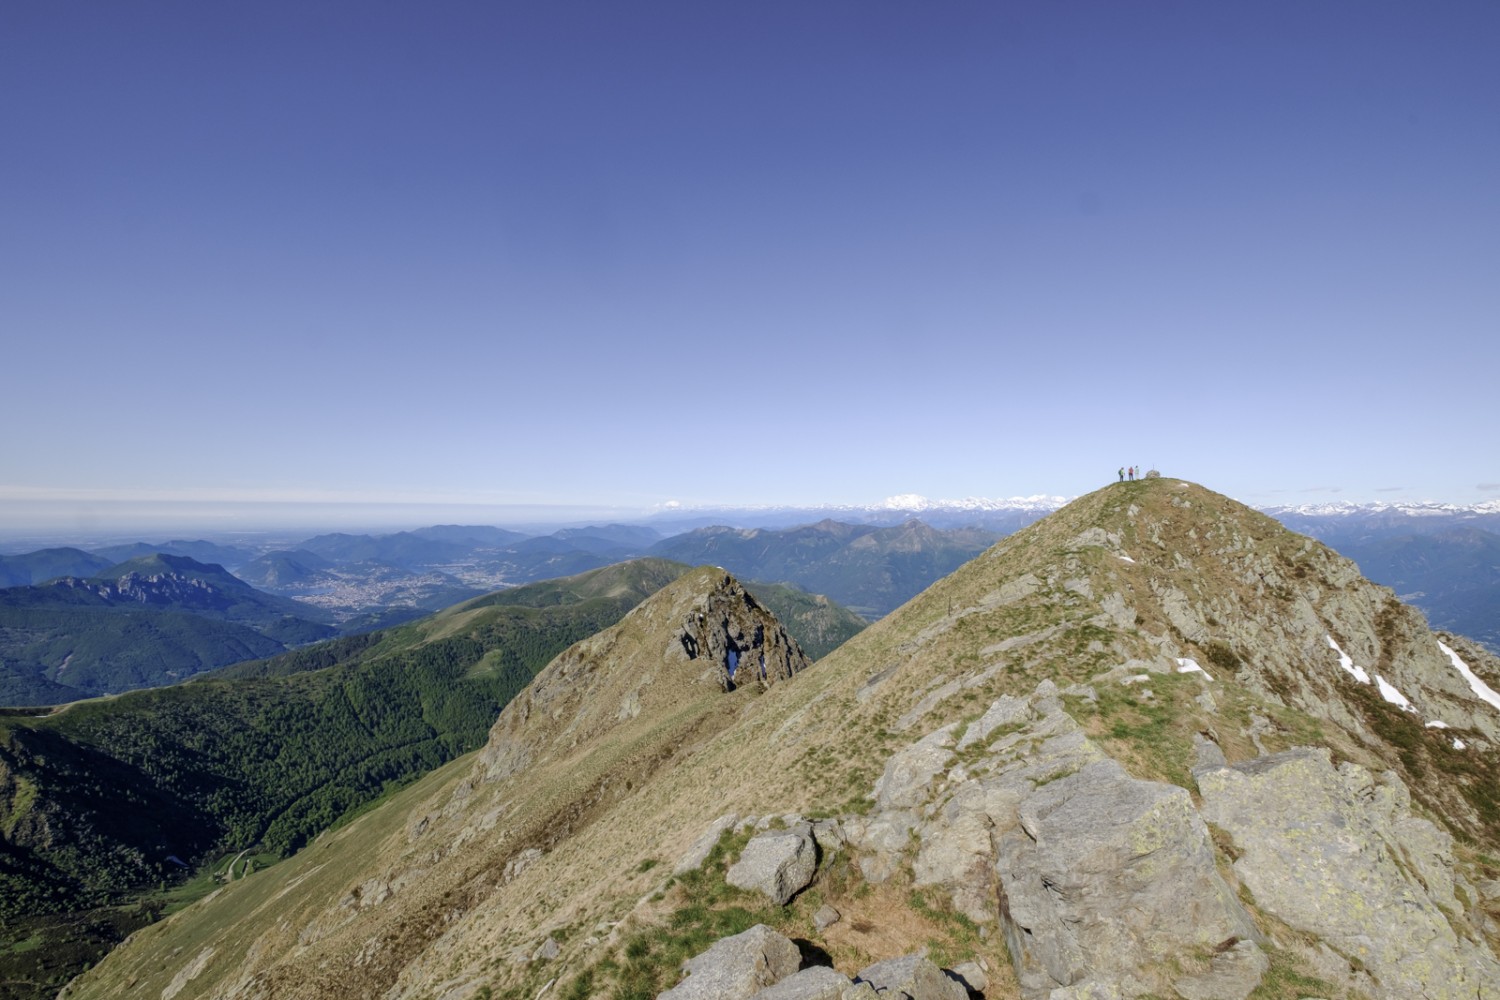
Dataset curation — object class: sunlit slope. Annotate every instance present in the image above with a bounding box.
[65,480,1500,1000]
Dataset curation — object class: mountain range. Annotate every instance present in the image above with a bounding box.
[0,556,337,705]
[45,479,1500,1000]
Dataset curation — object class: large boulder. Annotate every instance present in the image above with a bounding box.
[995,758,1258,998]
[727,824,818,905]
[1197,746,1500,999]
[659,924,802,1000]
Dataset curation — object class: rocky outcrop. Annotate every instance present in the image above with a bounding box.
[1197,746,1500,999]
[478,568,809,783]
[848,680,1260,998]
[670,573,810,692]
[658,923,802,1000]
[997,757,1258,997]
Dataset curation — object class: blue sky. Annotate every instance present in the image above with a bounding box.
[4,1,1498,532]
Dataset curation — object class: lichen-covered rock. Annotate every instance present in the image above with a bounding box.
[1196,746,1500,999]
[659,924,802,1000]
[996,758,1258,998]
[854,953,968,1000]
[1170,939,1268,1000]
[726,825,817,905]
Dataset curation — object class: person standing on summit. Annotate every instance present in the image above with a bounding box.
[1118,467,1125,482]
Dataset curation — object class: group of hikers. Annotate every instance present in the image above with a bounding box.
[1118,466,1140,482]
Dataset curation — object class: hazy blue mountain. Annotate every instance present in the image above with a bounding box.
[294,531,475,568]
[553,524,663,548]
[0,555,338,703]
[0,547,114,587]
[648,518,999,619]
[408,524,532,546]
[87,539,255,571]
[235,549,335,588]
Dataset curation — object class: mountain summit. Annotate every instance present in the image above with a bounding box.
[62,480,1500,1000]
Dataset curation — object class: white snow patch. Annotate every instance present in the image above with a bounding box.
[1176,657,1213,681]
[1117,554,1136,564]
[1438,640,1500,712]
[1455,738,1468,750]
[1375,675,1414,711]
[1325,635,1370,684]
[1425,720,1450,729]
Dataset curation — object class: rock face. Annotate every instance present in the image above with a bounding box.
[671,573,810,692]
[658,923,802,1000]
[997,756,1258,997]
[1197,746,1500,999]
[846,679,1260,998]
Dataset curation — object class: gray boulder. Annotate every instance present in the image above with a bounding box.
[1197,747,1500,999]
[855,954,968,1000]
[659,923,802,1000]
[727,825,818,905]
[995,758,1258,998]
[749,965,854,1000]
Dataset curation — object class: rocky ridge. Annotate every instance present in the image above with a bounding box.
[61,480,1500,1000]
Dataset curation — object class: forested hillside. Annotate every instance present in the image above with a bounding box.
[0,559,691,999]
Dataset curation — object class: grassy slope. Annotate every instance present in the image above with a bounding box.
[63,483,1500,1000]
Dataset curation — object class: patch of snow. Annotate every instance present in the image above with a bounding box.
[1176,657,1213,681]
[1117,554,1135,564]
[1375,675,1414,710]
[1325,635,1371,684]
[1426,720,1450,729]
[1438,640,1500,712]
[1122,674,1152,685]
[1455,738,1468,750]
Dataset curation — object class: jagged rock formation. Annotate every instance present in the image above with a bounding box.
[478,568,808,782]
[60,480,1500,1000]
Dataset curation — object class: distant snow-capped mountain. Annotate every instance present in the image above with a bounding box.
[1257,499,1500,518]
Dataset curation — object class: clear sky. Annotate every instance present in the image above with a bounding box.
[4,1,1498,533]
